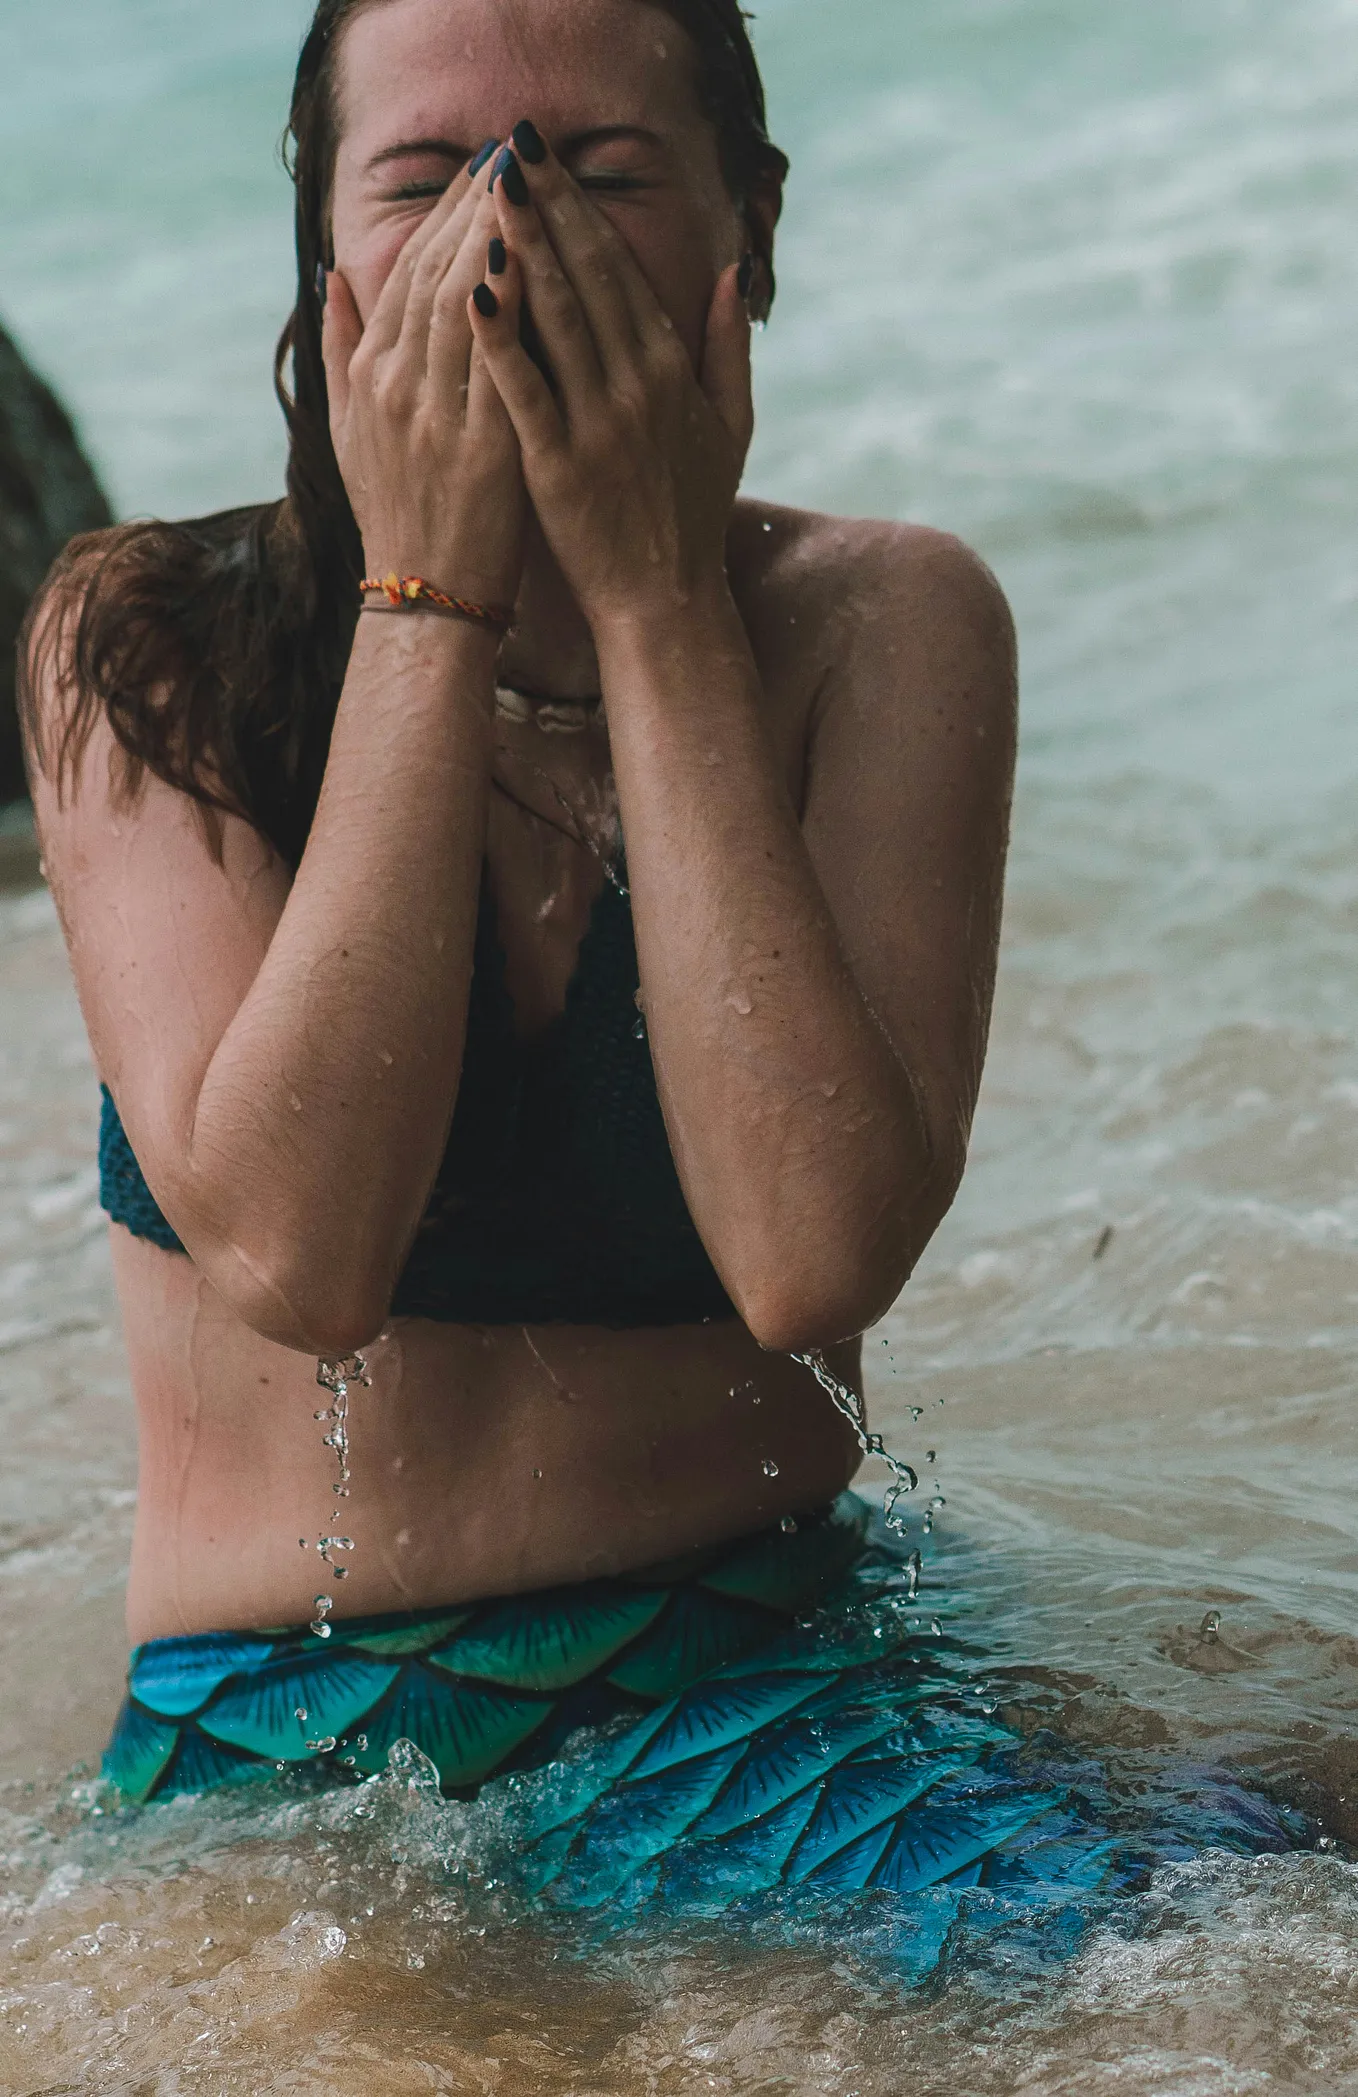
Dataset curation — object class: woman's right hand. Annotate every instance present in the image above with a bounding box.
[321,159,527,607]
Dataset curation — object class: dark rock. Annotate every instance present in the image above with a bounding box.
[1,321,114,803]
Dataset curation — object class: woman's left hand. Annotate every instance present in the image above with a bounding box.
[468,136,753,632]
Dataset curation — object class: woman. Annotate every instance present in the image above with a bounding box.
[22,0,1046,1906]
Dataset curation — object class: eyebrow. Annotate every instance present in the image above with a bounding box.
[365,124,666,177]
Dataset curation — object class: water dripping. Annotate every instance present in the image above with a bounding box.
[1200,1609,1223,1644]
[905,1550,922,1600]
[792,1351,918,1534]
[307,1354,370,1600]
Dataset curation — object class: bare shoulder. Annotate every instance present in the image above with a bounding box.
[730,500,1017,748]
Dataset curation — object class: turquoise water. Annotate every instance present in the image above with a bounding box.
[2,0,1357,2089]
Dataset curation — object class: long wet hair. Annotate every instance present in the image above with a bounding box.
[20,0,788,867]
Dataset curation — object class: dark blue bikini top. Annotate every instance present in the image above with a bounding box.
[98,872,737,1328]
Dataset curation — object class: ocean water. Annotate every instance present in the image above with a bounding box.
[2,0,1357,2089]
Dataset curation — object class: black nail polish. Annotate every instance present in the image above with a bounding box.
[497,153,530,208]
[512,119,547,164]
[469,138,500,177]
[737,253,755,300]
[488,236,507,277]
[315,262,328,308]
[472,283,500,319]
[489,144,513,191]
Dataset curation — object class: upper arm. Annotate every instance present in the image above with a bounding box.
[800,526,1018,1176]
[27,642,292,1235]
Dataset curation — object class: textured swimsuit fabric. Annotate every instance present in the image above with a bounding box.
[97,872,736,1327]
[104,1495,1294,1923]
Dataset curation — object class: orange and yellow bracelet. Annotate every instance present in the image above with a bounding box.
[359,573,514,635]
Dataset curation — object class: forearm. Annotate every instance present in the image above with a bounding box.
[184,614,498,1350]
[598,592,937,1350]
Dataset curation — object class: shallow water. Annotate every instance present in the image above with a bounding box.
[2,0,1358,2088]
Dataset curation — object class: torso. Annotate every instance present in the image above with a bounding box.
[116,498,911,1643]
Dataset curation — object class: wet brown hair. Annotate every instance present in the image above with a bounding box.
[20,0,788,868]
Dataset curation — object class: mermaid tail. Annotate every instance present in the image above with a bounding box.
[103,1495,1296,1936]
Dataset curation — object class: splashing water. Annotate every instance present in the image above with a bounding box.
[301,1353,370,1627]
[792,1351,919,1534]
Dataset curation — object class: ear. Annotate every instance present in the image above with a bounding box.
[319,268,363,428]
[700,263,754,460]
[741,170,784,321]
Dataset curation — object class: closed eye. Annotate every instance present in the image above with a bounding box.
[388,180,452,203]
[576,173,649,194]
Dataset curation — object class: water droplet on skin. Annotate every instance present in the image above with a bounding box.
[333,1565,349,1579]
[533,1467,543,1480]
[290,1093,303,1113]
[728,993,754,1016]
[311,1622,333,1639]
[1200,1609,1223,1643]
[762,1458,780,1478]
[762,520,773,532]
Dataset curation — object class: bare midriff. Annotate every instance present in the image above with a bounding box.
[113,1229,864,1645]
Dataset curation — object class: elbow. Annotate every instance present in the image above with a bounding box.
[188,1226,394,1358]
[730,1161,968,1357]
[736,1275,900,1357]
[730,1231,912,1354]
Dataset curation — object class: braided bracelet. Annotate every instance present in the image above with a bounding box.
[359,573,515,635]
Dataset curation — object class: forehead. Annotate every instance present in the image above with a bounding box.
[334,0,704,155]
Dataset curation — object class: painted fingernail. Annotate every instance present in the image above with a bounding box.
[497,153,530,208]
[472,283,500,319]
[488,236,507,276]
[737,253,755,300]
[469,138,500,177]
[315,262,328,308]
[512,119,547,165]
[489,144,513,191]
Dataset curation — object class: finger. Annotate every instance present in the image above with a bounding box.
[464,247,523,443]
[417,188,504,392]
[360,150,491,357]
[490,150,606,414]
[498,125,643,372]
[320,268,363,430]
[397,182,501,370]
[468,249,567,461]
[699,262,755,457]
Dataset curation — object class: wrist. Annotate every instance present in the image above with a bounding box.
[590,571,744,677]
[349,600,503,695]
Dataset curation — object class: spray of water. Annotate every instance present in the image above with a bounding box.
[792,1351,919,1535]
[300,1353,370,1634]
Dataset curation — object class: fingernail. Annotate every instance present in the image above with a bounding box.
[489,144,513,191]
[469,138,500,177]
[472,283,500,319]
[315,262,328,308]
[488,236,507,276]
[512,119,547,164]
[737,253,754,300]
[497,153,530,208]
